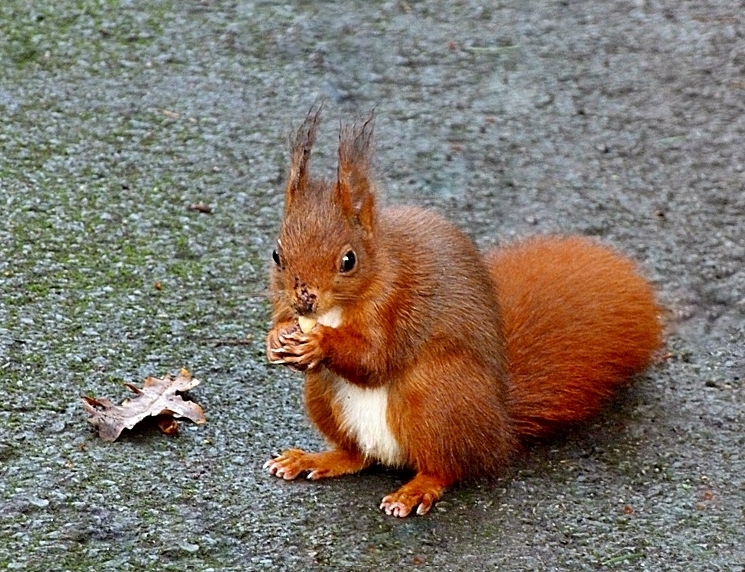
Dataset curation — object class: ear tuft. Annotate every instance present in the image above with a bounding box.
[335,111,376,231]
[285,101,324,207]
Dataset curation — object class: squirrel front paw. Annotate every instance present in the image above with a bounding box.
[266,322,298,363]
[268,327,325,371]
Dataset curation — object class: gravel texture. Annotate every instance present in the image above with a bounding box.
[1,0,743,570]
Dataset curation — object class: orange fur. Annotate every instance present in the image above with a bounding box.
[485,236,663,438]
[265,107,663,517]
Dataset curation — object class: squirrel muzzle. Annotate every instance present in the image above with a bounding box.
[293,284,318,316]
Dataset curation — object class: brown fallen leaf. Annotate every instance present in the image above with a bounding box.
[188,202,212,214]
[156,415,180,436]
[82,368,206,442]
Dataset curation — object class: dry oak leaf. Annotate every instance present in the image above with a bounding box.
[82,368,206,442]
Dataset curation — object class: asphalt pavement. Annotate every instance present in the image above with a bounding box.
[0,1,743,570]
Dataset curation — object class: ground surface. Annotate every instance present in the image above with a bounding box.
[0,1,743,570]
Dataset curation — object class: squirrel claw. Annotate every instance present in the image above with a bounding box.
[266,448,368,482]
[267,351,287,364]
[379,474,447,517]
[280,332,309,344]
[265,454,303,480]
[380,498,414,518]
[379,495,433,518]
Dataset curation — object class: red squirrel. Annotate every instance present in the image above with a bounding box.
[264,106,663,517]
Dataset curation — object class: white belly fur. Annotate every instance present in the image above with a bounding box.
[333,378,403,467]
[317,306,343,328]
[316,307,403,467]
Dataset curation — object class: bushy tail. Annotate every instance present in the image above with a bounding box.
[485,236,663,438]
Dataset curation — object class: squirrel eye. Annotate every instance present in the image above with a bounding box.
[272,249,281,267]
[340,250,356,273]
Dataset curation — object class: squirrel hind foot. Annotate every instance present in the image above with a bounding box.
[379,473,453,517]
[265,448,369,481]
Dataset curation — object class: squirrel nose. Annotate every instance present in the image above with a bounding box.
[294,286,317,315]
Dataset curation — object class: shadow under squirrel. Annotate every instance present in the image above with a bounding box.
[265,106,663,517]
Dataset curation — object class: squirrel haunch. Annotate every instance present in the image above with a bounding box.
[265,107,663,518]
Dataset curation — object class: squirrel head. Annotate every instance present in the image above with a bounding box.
[271,105,379,318]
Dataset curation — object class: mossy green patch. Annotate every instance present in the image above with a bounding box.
[0,0,171,71]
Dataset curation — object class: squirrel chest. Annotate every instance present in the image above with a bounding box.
[317,308,403,467]
[331,378,403,467]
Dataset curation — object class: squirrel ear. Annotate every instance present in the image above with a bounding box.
[285,102,323,208]
[335,112,376,231]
